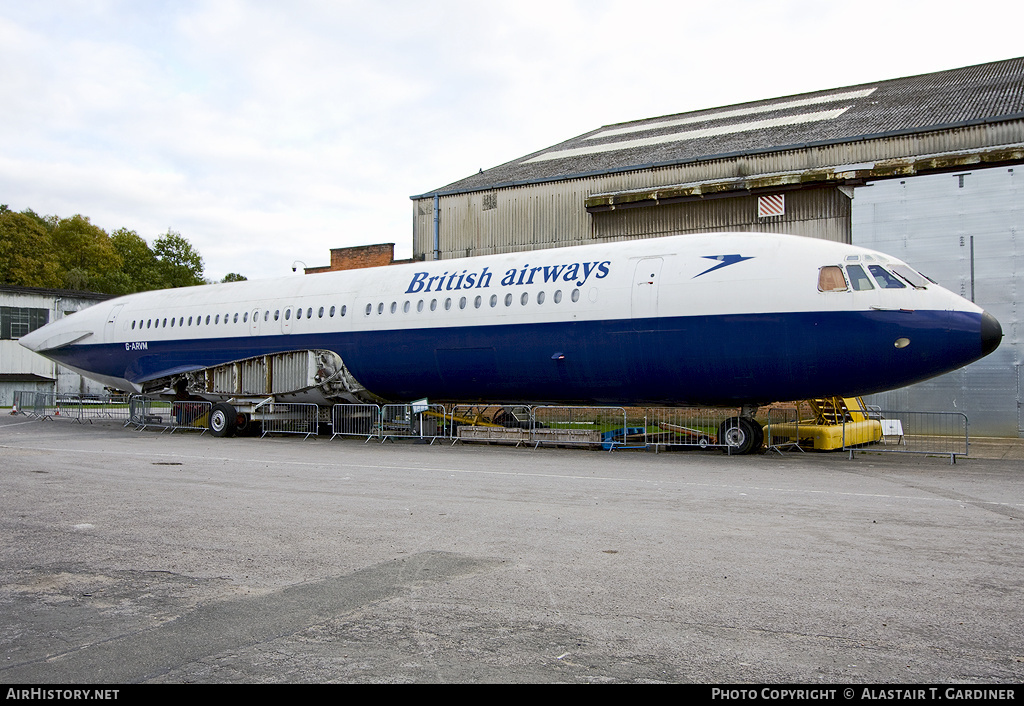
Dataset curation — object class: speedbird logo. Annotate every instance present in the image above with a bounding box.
[405,260,611,294]
[693,254,753,278]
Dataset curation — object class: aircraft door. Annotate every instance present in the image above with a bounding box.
[632,258,663,329]
[104,304,124,342]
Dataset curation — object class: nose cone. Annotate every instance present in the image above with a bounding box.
[981,310,1002,357]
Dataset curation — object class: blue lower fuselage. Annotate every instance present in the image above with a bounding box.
[45,308,988,406]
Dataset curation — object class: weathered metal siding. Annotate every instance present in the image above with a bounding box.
[590,188,851,243]
[413,121,1024,261]
[853,165,1022,437]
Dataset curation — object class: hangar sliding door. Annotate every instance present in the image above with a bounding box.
[852,166,1021,437]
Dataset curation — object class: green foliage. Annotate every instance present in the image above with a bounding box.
[49,215,123,292]
[110,228,161,293]
[221,272,247,282]
[0,210,62,288]
[154,229,205,288]
[0,207,226,294]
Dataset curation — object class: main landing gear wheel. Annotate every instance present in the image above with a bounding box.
[718,417,764,455]
[209,402,238,438]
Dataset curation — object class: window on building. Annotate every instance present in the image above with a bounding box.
[0,307,49,339]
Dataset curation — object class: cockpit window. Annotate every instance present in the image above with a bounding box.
[889,264,930,288]
[846,264,874,291]
[868,265,906,289]
[818,266,847,292]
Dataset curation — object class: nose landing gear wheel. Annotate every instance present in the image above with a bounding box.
[718,417,764,455]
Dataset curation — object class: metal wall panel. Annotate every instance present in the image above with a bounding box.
[590,188,851,243]
[852,166,1021,437]
[413,121,1024,261]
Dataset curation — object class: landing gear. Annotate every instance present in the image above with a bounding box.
[209,402,238,437]
[718,416,764,455]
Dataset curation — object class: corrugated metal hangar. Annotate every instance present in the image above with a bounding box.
[412,57,1024,437]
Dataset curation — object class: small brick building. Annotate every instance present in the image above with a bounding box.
[304,243,413,274]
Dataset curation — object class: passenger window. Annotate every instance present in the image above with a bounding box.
[817,266,848,292]
[341,305,347,317]
[306,307,312,319]
[846,264,874,291]
[868,265,906,289]
[520,292,529,306]
[329,306,335,317]
[554,290,562,304]
[318,307,324,318]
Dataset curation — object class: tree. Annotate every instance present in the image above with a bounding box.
[110,228,161,293]
[49,215,122,292]
[154,229,205,288]
[0,210,62,288]
[221,272,247,282]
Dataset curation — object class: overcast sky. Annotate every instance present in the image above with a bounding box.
[2,0,1020,281]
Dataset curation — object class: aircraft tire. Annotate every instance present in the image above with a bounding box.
[718,417,763,455]
[209,402,238,438]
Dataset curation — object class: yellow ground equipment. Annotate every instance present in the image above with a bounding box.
[766,397,882,451]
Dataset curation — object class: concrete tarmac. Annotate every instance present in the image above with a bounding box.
[1,415,1022,684]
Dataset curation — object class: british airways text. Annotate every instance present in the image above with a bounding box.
[405,261,611,294]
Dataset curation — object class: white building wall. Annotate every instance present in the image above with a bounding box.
[0,290,110,406]
[852,166,1021,436]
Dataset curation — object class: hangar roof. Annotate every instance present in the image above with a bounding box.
[417,57,1024,198]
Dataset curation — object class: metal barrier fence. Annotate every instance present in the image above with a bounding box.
[12,391,133,423]
[529,406,629,449]
[844,410,969,463]
[765,407,804,454]
[128,396,212,433]
[330,404,382,441]
[256,401,320,438]
[643,407,737,451]
[449,405,532,446]
[8,391,975,461]
[379,403,447,442]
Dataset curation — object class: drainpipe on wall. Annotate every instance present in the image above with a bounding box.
[433,195,440,261]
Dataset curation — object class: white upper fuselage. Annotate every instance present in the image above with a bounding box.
[21,232,996,405]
